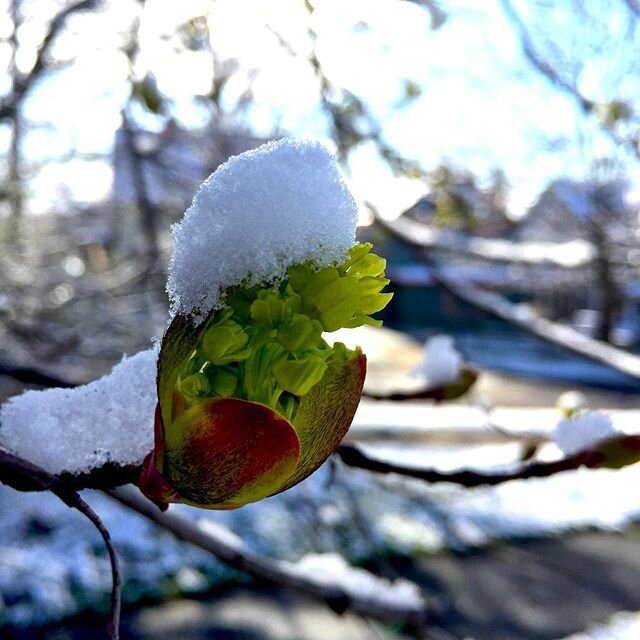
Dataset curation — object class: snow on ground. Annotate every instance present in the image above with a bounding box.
[168,139,358,321]
[281,553,424,610]
[3,398,640,626]
[352,400,640,442]
[0,349,157,474]
[559,612,640,639]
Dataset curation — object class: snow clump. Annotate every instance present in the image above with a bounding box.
[0,349,157,475]
[282,552,424,610]
[554,411,620,456]
[168,138,358,322]
[412,334,462,388]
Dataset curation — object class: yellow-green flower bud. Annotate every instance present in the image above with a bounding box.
[138,243,391,510]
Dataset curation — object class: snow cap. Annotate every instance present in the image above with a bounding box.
[412,335,463,389]
[168,138,358,322]
[554,411,620,456]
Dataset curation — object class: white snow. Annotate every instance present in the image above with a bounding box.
[281,552,424,609]
[197,519,247,553]
[0,349,158,475]
[553,411,620,456]
[559,612,640,639]
[4,413,640,625]
[168,138,358,321]
[388,214,594,268]
[412,335,463,388]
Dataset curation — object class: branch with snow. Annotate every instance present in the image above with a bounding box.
[362,367,477,402]
[338,407,640,484]
[374,208,640,380]
[436,279,640,381]
[335,443,605,488]
[375,209,594,268]
[553,411,620,456]
[0,450,428,630]
[0,349,157,477]
[107,486,429,628]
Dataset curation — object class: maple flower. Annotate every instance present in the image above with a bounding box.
[139,243,392,509]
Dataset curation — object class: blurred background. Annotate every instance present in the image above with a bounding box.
[2,1,640,638]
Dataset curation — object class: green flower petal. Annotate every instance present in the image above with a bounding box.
[345,252,387,277]
[201,321,250,365]
[277,314,324,352]
[273,354,328,396]
[316,277,360,331]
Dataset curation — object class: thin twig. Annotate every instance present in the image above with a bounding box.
[73,494,122,640]
[373,211,594,269]
[0,363,77,388]
[362,368,477,403]
[0,0,99,121]
[107,486,429,626]
[120,113,160,261]
[335,443,602,488]
[498,0,640,161]
[0,449,122,639]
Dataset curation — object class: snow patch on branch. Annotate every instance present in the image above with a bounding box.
[412,335,463,388]
[168,138,358,321]
[553,411,620,456]
[281,552,424,610]
[0,349,157,475]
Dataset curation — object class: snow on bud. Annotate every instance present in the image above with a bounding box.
[554,411,618,456]
[553,410,640,470]
[412,335,464,390]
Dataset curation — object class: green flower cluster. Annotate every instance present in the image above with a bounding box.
[177,243,392,420]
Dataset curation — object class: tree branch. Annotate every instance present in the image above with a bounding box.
[498,0,640,161]
[75,494,122,640]
[0,362,77,388]
[335,442,603,488]
[375,211,640,382]
[362,368,477,402]
[433,274,640,382]
[0,0,99,121]
[374,210,593,268]
[120,113,160,261]
[0,449,121,639]
[107,486,429,627]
